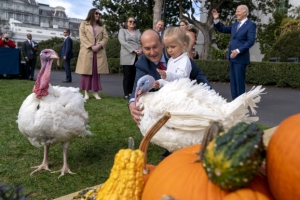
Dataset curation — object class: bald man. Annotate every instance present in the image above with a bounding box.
[128,29,211,124]
[22,34,38,80]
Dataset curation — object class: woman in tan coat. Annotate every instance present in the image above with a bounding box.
[75,8,109,100]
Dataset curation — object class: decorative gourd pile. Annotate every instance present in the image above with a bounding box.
[142,122,274,200]
[72,113,300,200]
[73,113,171,200]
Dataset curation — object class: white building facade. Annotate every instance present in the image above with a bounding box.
[0,0,82,47]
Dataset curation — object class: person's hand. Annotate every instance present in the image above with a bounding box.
[230,49,239,58]
[134,50,142,56]
[211,9,219,20]
[157,68,166,79]
[137,50,142,56]
[91,45,99,52]
[25,58,29,62]
[129,101,143,125]
[153,81,160,90]
[63,56,66,60]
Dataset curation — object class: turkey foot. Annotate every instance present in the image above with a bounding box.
[51,165,75,178]
[30,162,51,175]
[30,145,51,175]
[51,142,75,178]
[194,121,223,162]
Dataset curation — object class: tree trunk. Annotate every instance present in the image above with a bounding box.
[153,0,163,29]
[191,15,214,60]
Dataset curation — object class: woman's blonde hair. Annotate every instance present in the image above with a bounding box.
[163,26,191,54]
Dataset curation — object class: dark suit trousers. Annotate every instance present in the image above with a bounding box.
[64,59,72,81]
[26,59,36,79]
[229,62,246,100]
[123,64,136,96]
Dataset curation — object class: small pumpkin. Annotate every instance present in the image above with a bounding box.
[223,175,274,200]
[266,113,300,200]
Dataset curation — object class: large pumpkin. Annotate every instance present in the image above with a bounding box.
[266,113,300,200]
[142,144,274,200]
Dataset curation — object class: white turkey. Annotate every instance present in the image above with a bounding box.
[135,75,265,152]
[17,49,91,178]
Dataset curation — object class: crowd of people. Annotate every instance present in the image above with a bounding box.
[1,4,255,161]
[1,4,254,104]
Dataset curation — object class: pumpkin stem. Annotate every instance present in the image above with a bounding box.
[194,121,224,162]
[139,112,171,173]
[128,137,135,150]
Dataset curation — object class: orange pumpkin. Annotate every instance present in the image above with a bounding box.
[266,114,300,200]
[142,144,274,200]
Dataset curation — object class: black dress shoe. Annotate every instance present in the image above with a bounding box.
[62,80,72,83]
[160,149,172,161]
[29,78,35,81]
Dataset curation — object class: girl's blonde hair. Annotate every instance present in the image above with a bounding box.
[163,26,191,55]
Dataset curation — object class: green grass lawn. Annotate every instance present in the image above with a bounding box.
[0,78,271,199]
[0,79,163,199]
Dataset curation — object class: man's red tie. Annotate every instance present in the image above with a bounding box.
[158,62,166,70]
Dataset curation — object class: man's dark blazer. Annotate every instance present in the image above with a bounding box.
[214,20,256,64]
[130,54,211,99]
[60,37,73,59]
[22,40,37,60]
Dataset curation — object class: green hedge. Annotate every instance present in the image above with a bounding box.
[33,37,300,89]
[194,60,300,89]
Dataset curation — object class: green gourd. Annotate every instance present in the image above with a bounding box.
[203,122,265,191]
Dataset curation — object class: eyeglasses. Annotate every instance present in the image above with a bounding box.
[128,20,136,24]
[95,12,100,15]
[63,32,67,33]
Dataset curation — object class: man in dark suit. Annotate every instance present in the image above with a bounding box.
[128,29,211,160]
[22,34,38,80]
[155,20,164,38]
[60,29,73,83]
[212,5,256,100]
[128,29,211,124]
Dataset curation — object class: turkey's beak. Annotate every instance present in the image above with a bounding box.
[50,53,59,59]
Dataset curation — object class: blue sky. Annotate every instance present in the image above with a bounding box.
[37,0,95,19]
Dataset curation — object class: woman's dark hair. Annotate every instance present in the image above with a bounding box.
[179,19,189,26]
[85,8,104,26]
[123,16,137,29]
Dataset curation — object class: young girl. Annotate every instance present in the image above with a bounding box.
[154,26,192,89]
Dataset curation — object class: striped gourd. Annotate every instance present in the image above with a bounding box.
[203,122,265,191]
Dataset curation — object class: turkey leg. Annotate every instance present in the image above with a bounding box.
[30,145,51,175]
[51,141,75,178]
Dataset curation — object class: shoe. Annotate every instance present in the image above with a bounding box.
[29,78,35,81]
[124,96,129,100]
[62,80,72,83]
[160,149,172,161]
[93,92,101,99]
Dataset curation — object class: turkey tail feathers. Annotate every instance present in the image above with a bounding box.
[223,85,265,125]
